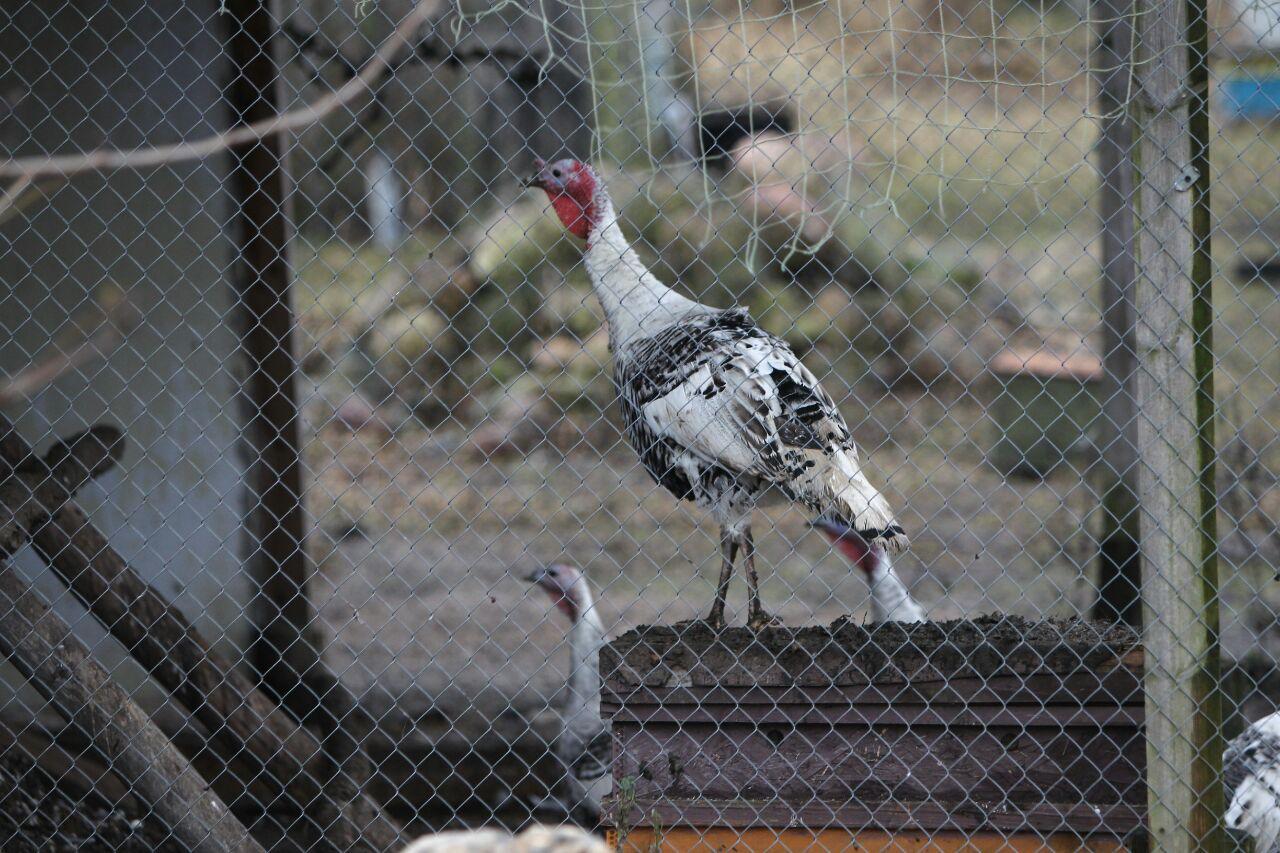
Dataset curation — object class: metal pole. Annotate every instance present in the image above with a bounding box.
[1131,0,1224,841]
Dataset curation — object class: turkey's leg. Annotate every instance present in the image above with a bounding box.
[708,528,738,630]
[743,527,781,629]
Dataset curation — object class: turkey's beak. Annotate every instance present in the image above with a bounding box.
[522,565,548,585]
[525,157,548,190]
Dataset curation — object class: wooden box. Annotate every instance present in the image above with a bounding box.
[600,616,1145,850]
[988,346,1103,478]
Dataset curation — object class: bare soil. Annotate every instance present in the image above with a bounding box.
[605,614,1140,688]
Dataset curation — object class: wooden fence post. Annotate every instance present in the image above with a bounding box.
[1091,0,1142,628]
[222,0,322,715]
[1131,0,1225,843]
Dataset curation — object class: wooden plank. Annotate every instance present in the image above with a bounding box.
[601,670,1146,713]
[609,827,1127,852]
[604,798,1144,836]
[609,719,1144,822]
[1131,0,1225,842]
[602,620,1142,691]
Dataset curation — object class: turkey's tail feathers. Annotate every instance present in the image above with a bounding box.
[822,452,908,553]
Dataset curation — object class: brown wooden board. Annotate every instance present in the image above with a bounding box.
[600,617,1145,837]
[608,826,1127,852]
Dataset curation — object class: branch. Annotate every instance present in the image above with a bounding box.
[0,285,140,407]
[0,7,570,200]
[0,1,435,181]
[0,173,68,224]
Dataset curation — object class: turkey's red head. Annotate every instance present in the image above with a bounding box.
[525,562,586,622]
[526,157,600,241]
[813,519,879,577]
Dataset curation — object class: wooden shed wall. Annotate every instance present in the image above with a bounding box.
[0,0,250,715]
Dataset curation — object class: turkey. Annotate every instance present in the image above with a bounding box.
[399,825,607,853]
[813,518,925,623]
[525,563,611,818]
[1225,710,1280,851]
[527,158,907,629]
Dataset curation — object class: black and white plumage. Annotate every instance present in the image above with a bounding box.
[1225,711,1280,851]
[528,158,907,629]
[525,563,610,820]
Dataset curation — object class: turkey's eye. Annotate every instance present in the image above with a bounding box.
[548,568,559,576]
[552,168,562,179]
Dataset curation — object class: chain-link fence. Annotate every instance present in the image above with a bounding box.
[0,0,1276,849]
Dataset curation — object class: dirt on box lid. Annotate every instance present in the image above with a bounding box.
[602,614,1141,690]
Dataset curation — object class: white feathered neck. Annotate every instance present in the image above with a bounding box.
[866,550,926,624]
[566,579,605,718]
[582,192,701,349]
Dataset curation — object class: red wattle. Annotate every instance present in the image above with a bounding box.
[823,531,875,576]
[550,193,590,239]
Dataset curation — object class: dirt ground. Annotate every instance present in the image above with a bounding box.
[305,376,1277,731]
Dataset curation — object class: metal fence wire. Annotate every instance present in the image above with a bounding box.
[1,0,1278,849]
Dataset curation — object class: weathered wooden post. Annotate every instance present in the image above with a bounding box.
[0,416,405,850]
[222,0,322,715]
[1131,0,1225,841]
[0,563,262,853]
[1091,0,1143,629]
[0,426,262,853]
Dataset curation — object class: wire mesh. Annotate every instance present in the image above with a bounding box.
[0,0,1276,849]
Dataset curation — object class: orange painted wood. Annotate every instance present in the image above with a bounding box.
[607,827,1126,852]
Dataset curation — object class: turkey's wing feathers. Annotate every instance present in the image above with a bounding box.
[1226,718,1280,851]
[572,726,612,781]
[630,309,854,487]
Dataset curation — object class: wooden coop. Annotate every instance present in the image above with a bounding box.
[600,617,1146,851]
[988,344,1104,478]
